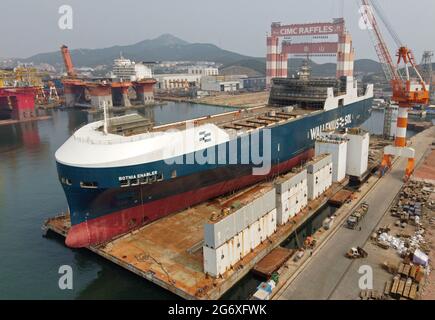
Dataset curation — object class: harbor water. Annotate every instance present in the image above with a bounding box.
[0,105,420,299]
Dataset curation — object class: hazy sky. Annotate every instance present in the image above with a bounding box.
[1,0,434,61]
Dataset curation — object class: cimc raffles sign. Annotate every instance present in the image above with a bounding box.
[271,22,344,37]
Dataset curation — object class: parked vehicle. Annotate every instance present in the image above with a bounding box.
[346,202,369,229]
[346,246,368,259]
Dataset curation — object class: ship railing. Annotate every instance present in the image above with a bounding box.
[72,130,165,145]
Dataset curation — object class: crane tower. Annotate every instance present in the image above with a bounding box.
[359,0,430,180]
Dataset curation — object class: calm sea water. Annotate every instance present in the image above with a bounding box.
[0,104,418,299]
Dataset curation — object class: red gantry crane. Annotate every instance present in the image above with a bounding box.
[359,0,430,180]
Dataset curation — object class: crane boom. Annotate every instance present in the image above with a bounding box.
[358,0,430,181]
[60,45,76,78]
[360,0,398,81]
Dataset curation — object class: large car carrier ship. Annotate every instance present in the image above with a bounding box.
[55,68,373,248]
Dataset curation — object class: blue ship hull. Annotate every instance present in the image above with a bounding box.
[57,97,372,247]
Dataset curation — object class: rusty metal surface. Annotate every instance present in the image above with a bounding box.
[328,189,353,206]
[252,247,294,279]
[207,184,273,223]
[43,214,70,236]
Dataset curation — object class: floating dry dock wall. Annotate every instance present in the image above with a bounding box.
[274,168,308,225]
[327,128,370,179]
[307,154,333,200]
[203,186,276,277]
[345,129,369,178]
[315,135,348,182]
[44,155,343,299]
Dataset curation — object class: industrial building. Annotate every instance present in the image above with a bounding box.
[154,73,201,90]
[188,66,218,76]
[111,55,153,81]
[242,76,266,91]
[200,75,248,92]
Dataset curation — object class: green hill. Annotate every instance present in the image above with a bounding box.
[22,33,383,77]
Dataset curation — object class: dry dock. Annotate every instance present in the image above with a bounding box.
[44,179,345,300]
[43,127,393,300]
